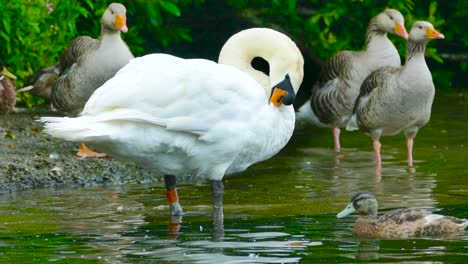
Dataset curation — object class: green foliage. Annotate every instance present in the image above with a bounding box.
[0,0,465,108]
[227,0,466,89]
[227,0,450,60]
[0,0,203,107]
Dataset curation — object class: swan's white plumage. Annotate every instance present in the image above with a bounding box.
[42,47,301,180]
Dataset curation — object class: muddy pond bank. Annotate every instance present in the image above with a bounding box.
[0,107,164,191]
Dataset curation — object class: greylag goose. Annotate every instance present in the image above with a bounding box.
[337,191,468,238]
[346,21,444,168]
[32,3,134,157]
[0,61,17,114]
[41,28,304,223]
[296,9,408,151]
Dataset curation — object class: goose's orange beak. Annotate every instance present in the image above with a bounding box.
[114,15,128,33]
[393,22,409,39]
[426,27,444,39]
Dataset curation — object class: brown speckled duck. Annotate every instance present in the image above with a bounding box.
[296,9,408,151]
[31,3,134,157]
[337,192,468,238]
[346,22,444,168]
[0,61,17,114]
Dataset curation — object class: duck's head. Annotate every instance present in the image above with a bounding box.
[0,61,17,80]
[374,9,408,39]
[102,3,128,33]
[409,21,444,42]
[218,28,304,108]
[336,191,378,219]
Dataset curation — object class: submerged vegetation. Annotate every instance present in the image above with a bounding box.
[1,0,466,107]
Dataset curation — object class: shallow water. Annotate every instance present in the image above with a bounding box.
[0,93,467,263]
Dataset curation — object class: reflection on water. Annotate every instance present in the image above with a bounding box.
[0,93,466,262]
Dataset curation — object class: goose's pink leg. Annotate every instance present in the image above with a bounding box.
[406,137,414,167]
[333,127,341,151]
[372,139,381,168]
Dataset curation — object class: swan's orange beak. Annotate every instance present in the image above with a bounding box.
[426,27,444,39]
[393,23,409,39]
[269,88,288,107]
[269,75,296,107]
[114,15,128,33]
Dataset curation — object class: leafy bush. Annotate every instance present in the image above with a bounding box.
[0,0,203,107]
[1,0,465,108]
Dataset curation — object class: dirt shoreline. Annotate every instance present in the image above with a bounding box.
[0,106,165,191]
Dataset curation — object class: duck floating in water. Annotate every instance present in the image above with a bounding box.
[0,60,17,114]
[296,9,408,151]
[337,191,468,238]
[27,3,134,158]
[347,21,444,168]
[40,28,304,223]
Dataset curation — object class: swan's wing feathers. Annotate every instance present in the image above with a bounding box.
[59,36,99,72]
[87,108,209,138]
[82,54,265,140]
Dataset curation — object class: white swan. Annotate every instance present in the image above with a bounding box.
[41,28,304,221]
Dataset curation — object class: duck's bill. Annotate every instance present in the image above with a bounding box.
[336,202,355,219]
[269,75,296,107]
[115,15,128,33]
[426,27,444,39]
[2,67,17,80]
[393,23,409,39]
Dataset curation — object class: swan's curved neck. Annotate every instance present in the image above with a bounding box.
[218,29,302,96]
[218,32,275,94]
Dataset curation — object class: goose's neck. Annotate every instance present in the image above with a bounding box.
[405,40,427,64]
[365,18,387,49]
[101,25,122,42]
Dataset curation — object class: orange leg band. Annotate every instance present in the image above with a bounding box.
[165,189,179,204]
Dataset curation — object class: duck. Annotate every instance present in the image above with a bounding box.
[0,61,17,114]
[296,9,408,151]
[26,3,134,158]
[346,21,444,168]
[336,191,468,238]
[40,28,304,222]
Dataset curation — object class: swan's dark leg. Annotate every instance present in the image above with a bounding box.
[211,180,224,225]
[164,175,183,216]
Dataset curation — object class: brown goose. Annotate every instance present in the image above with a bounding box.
[337,192,468,238]
[32,3,134,157]
[296,9,408,151]
[346,21,444,168]
[0,61,17,114]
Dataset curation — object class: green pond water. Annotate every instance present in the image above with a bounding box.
[0,92,466,263]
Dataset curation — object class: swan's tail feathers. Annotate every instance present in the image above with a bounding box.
[346,115,359,131]
[39,116,109,142]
